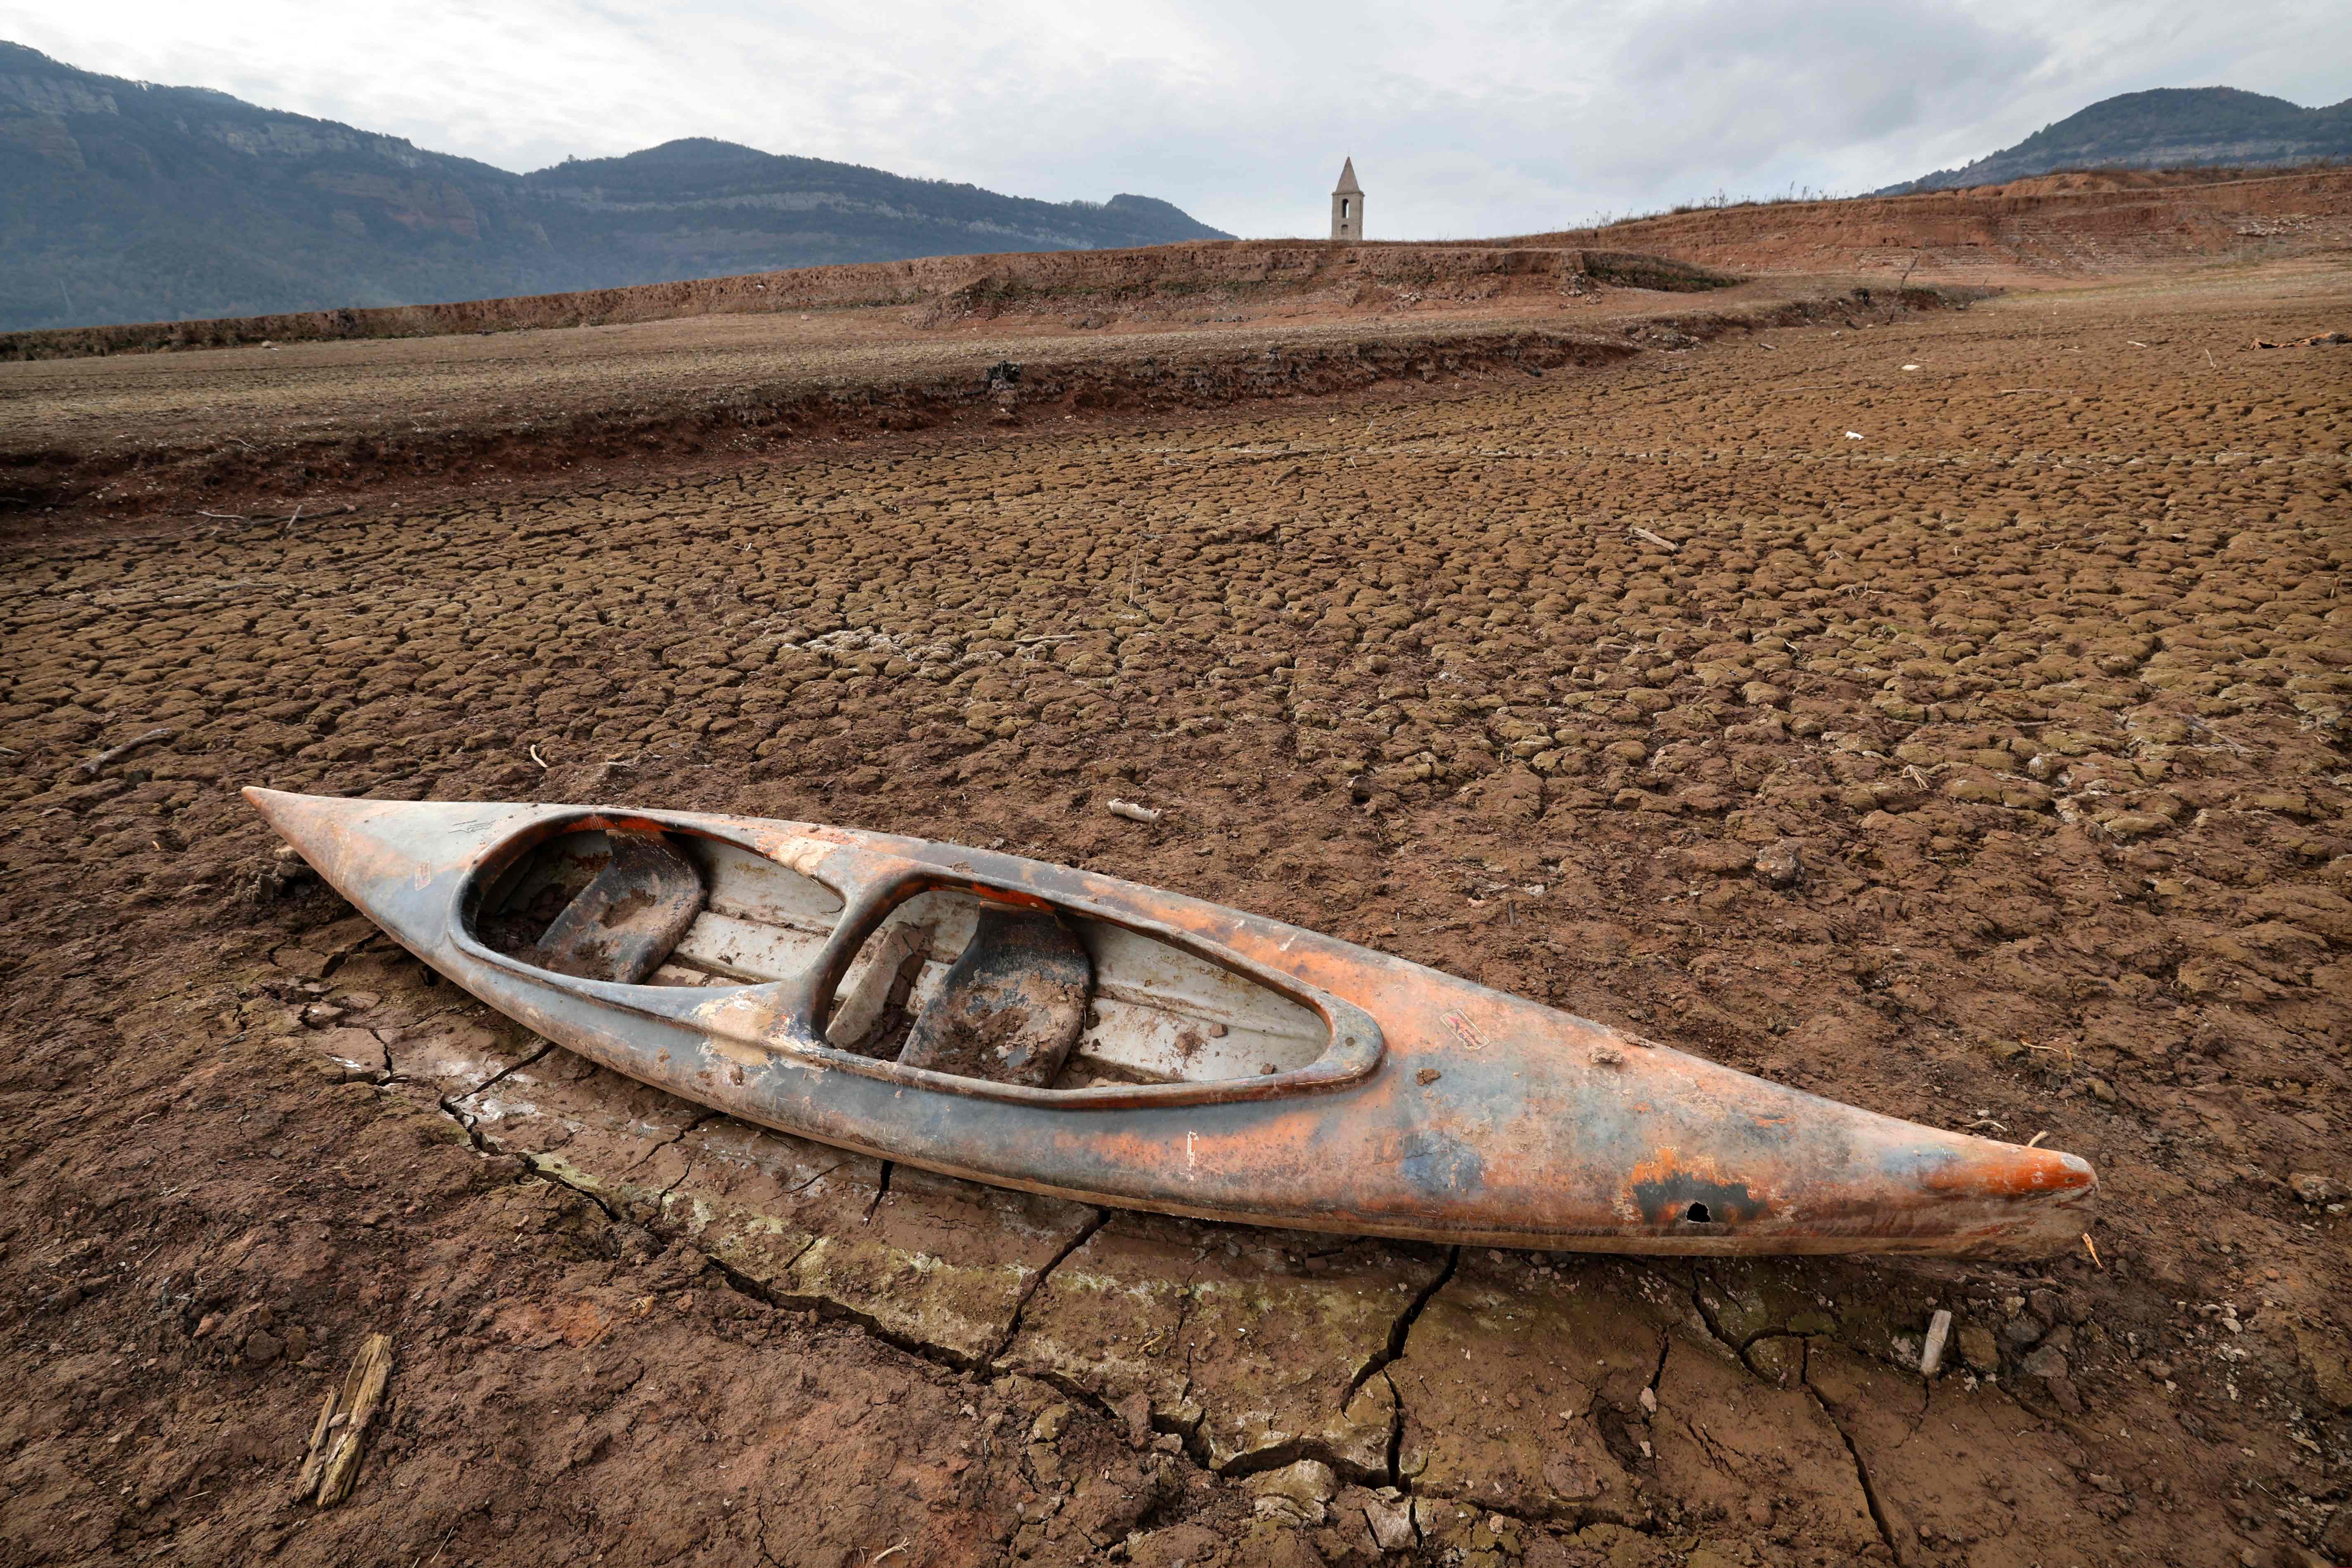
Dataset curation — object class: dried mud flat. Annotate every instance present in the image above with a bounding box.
[1,256,2350,1568]
[0,276,1914,529]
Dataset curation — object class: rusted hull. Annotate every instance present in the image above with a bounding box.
[244,788,2098,1257]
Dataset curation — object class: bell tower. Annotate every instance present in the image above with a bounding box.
[1330,158,1363,242]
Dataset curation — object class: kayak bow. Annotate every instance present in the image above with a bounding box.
[245,788,2096,1257]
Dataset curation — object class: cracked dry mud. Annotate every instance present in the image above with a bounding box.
[2,256,2349,1567]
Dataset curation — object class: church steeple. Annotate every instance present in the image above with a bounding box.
[1330,158,1363,242]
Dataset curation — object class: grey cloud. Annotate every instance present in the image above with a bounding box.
[4,0,2343,242]
[1600,0,2051,176]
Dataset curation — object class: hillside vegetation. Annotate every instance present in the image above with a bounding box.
[0,42,1229,331]
[1884,85,2352,193]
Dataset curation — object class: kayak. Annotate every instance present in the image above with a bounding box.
[244,788,2096,1257]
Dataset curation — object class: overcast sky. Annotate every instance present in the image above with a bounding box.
[7,2,2347,237]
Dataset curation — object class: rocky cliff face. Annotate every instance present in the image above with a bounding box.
[1882,86,2352,195]
[0,42,1231,331]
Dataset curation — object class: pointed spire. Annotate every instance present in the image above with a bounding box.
[1333,157,1361,194]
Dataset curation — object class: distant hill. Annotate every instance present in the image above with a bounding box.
[0,42,1231,331]
[1880,86,2352,195]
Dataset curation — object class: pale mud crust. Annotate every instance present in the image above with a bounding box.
[1,256,2349,1566]
[0,275,1967,532]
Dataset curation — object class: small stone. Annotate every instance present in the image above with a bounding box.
[1920,1309,1953,1377]
[1958,1324,1999,1374]
[1755,839,1803,888]
[1246,1459,1337,1525]
[2087,1076,2117,1103]
[2103,812,2169,841]
[2001,1314,2046,1350]
[2289,1172,2345,1205]
[2027,1288,2064,1324]
[1745,1336,1804,1388]
[1363,1499,1415,1551]
[2021,1344,2068,1381]
[243,1329,283,1366]
[284,1325,310,1362]
[1028,1402,1072,1445]
[1638,1385,1657,1415]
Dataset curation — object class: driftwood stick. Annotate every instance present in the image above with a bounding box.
[300,1332,394,1506]
[75,726,175,778]
[296,1384,340,1498]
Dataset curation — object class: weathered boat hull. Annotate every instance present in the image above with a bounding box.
[245,788,2097,1257]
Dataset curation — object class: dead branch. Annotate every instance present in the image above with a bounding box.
[299,1331,393,1506]
[75,726,175,778]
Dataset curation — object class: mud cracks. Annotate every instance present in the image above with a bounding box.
[2,263,2350,1565]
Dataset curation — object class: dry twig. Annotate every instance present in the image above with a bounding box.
[299,1332,394,1506]
[76,726,175,778]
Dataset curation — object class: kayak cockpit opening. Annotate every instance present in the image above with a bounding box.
[466,826,1330,1092]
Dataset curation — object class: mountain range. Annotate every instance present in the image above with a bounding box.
[8,41,2348,335]
[0,41,1230,332]
[1880,86,2352,195]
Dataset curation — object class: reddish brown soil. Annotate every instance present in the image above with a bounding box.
[1507,166,2352,286]
[2,257,2349,1568]
[0,240,1725,364]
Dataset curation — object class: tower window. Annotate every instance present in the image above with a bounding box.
[1341,199,1351,220]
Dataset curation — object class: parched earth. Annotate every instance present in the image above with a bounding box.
[1,258,2349,1567]
[0,274,1900,526]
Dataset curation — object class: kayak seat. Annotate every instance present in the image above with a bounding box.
[896,906,1092,1088]
[529,830,707,984]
